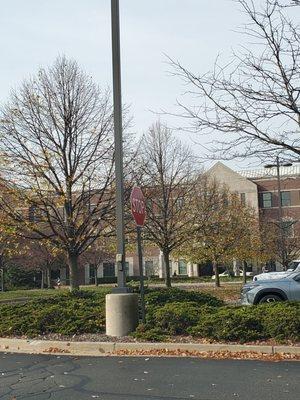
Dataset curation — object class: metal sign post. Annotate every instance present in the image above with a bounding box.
[136,225,145,323]
[130,187,146,323]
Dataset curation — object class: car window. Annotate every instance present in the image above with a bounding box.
[293,274,300,282]
[288,261,300,271]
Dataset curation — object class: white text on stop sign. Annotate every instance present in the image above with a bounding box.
[132,198,145,215]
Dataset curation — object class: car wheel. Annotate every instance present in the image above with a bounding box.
[258,294,283,304]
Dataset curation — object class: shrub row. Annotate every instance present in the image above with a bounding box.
[0,291,108,337]
[1,287,298,344]
[135,300,300,343]
[145,288,224,308]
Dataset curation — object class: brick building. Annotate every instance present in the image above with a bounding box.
[241,164,300,239]
[56,162,300,285]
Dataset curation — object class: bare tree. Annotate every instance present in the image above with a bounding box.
[82,234,116,286]
[0,57,116,292]
[136,122,198,287]
[169,0,300,162]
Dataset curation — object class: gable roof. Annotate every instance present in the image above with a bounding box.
[206,162,257,190]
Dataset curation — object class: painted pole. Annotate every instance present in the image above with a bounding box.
[111,0,127,291]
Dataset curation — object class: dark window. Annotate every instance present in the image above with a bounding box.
[178,260,187,275]
[125,261,129,276]
[145,260,154,276]
[281,191,291,207]
[240,193,246,205]
[28,206,46,222]
[103,262,115,277]
[262,192,272,208]
[176,197,184,209]
[28,205,35,222]
[89,264,96,283]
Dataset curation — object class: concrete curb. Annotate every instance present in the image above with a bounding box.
[0,338,299,357]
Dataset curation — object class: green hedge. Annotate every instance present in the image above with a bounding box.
[1,287,298,344]
[0,291,108,337]
[135,301,300,343]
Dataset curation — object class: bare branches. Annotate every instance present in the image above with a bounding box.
[136,122,200,286]
[169,0,300,162]
[0,56,117,290]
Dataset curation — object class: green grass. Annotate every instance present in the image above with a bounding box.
[0,283,241,303]
[0,286,111,302]
[0,288,62,301]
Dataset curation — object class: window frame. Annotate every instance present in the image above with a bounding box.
[261,192,272,208]
[281,191,291,207]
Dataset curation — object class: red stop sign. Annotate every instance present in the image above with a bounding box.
[130,187,146,227]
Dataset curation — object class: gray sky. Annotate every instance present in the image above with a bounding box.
[0,0,248,169]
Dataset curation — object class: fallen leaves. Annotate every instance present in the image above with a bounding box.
[43,347,71,354]
[111,349,300,361]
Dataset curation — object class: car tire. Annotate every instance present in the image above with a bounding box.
[258,294,283,304]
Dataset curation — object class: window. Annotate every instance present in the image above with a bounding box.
[89,264,96,283]
[28,206,47,222]
[103,262,115,277]
[261,192,272,208]
[178,260,187,275]
[281,191,291,207]
[145,260,154,277]
[176,197,184,210]
[124,261,129,276]
[240,193,246,205]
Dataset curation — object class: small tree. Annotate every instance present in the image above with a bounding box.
[16,240,65,289]
[0,212,20,292]
[136,122,198,287]
[0,57,116,292]
[82,234,116,286]
[181,178,261,287]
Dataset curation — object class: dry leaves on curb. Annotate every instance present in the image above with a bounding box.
[112,349,300,361]
[43,347,71,354]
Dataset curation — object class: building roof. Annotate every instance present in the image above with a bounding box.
[239,164,300,180]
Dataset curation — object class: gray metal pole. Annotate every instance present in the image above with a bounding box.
[111,0,127,291]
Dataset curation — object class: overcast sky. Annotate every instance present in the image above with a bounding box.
[0,0,251,169]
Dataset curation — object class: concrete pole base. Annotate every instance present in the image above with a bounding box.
[105,293,139,337]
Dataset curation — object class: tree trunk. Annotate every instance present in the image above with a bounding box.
[47,265,52,288]
[213,261,220,288]
[242,260,247,285]
[68,252,80,292]
[41,270,44,289]
[94,265,98,286]
[163,250,172,288]
[0,268,4,292]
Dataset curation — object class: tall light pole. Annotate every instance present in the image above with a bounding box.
[111,0,127,292]
[265,157,292,270]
